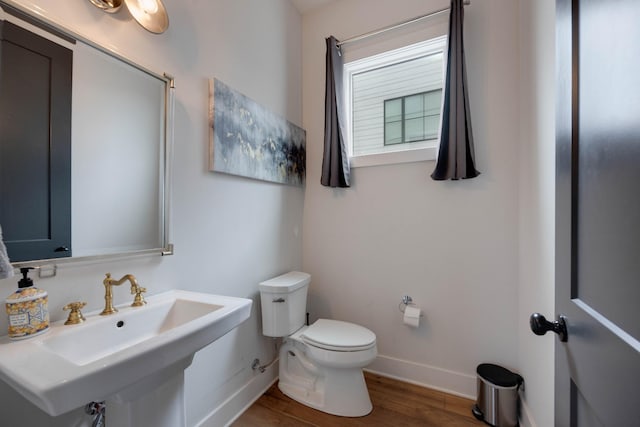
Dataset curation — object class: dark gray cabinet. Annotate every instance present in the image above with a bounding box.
[0,20,72,262]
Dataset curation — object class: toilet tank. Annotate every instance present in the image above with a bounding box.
[259,271,311,337]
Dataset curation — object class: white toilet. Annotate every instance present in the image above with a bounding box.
[259,271,377,417]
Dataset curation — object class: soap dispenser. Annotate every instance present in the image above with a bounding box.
[5,267,50,339]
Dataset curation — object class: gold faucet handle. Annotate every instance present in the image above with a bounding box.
[63,301,87,325]
[131,286,147,307]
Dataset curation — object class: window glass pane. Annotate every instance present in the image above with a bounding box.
[385,98,402,122]
[404,94,424,120]
[405,117,424,142]
[424,89,442,113]
[423,89,442,140]
[385,121,403,144]
[424,115,439,139]
[404,117,424,142]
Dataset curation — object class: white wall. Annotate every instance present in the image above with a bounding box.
[301,1,557,426]
[0,1,558,425]
[517,1,556,426]
[0,1,303,426]
[302,0,521,398]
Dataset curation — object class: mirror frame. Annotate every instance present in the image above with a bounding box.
[0,0,175,268]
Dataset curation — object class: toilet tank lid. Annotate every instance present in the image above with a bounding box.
[259,271,311,293]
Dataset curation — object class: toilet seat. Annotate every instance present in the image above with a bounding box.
[300,319,376,352]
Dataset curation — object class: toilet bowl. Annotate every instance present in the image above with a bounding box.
[259,272,377,417]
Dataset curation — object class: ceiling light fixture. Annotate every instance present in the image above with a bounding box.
[87,0,169,34]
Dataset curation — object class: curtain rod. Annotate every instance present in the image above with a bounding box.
[336,0,470,48]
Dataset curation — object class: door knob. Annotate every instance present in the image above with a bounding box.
[530,313,568,342]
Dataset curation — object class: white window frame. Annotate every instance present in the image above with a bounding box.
[344,36,447,168]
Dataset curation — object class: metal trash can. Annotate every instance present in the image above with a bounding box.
[472,363,524,427]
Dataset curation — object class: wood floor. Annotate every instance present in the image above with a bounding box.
[232,372,484,426]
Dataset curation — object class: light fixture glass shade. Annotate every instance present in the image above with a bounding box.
[87,0,123,13]
[124,0,169,34]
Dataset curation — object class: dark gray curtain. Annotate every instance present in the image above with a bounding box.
[321,36,350,188]
[431,0,480,181]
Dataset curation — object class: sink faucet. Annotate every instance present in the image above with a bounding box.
[100,273,146,315]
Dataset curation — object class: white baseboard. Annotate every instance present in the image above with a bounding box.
[195,364,278,427]
[196,354,478,426]
[365,354,477,399]
[367,355,539,426]
[519,397,537,427]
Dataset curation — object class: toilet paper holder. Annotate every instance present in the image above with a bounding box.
[399,295,424,316]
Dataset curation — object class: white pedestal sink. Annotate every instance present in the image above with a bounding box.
[0,290,252,426]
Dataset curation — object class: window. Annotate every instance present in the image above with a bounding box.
[344,36,446,167]
[384,90,442,145]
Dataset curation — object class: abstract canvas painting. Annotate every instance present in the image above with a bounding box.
[209,78,306,186]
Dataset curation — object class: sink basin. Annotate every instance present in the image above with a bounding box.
[0,290,252,416]
[41,298,226,366]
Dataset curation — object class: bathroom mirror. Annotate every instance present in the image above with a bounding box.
[0,1,174,267]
